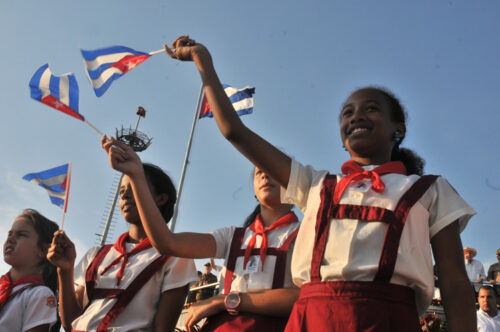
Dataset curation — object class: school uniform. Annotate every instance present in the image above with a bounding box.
[202,212,300,332]
[72,232,197,332]
[0,274,57,331]
[282,159,476,332]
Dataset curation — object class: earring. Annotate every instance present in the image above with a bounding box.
[393,130,402,143]
[342,146,348,151]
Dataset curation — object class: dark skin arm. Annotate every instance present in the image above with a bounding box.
[153,285,189,332]
[431,221,476,332]
[165,36,292,188]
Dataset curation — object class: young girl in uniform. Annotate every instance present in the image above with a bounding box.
[101,136,301,332]
[1,209,59,332]
[47,161,197,332]
[163,35,477,332]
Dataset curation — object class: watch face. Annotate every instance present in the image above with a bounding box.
[225,293,240,309]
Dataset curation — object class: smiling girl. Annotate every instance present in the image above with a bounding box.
[164,35,477,332]
[1,209,59,332]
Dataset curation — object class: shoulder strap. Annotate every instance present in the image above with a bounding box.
[223,227,246,294]
[96,255,170,332]
[271,227,300,289]
[310,174,337,282]
[85,244,113,303]
[374,175,439,282]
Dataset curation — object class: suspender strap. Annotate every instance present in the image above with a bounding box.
[374,175,438,282]
[224,227,247,294]
[96,255,169,332]
[271,227,299,289]
[310,174,439,283]
[310,174,337,282]
[85,244,113,303]
[223,226,300,294]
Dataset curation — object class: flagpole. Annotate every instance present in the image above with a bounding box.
[61,162,72,230]
[169,84,204,232]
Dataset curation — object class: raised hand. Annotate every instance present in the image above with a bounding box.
[164,35,210,63]
[101,135,143,178]
[47,230,77,272]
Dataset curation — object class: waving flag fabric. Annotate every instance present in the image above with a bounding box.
[200,84,255,119]
[23,163,70,210]
[29,64,83,121]
[81,46,151,97]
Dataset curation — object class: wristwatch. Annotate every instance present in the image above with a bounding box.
[224,291,241,315]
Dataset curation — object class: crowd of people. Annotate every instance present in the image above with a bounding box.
[0,34,498,332]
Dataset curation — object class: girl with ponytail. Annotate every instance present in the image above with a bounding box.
[165,35,477,332]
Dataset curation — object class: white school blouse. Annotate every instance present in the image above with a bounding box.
[281,160,476,315]
[210,222,300,292]
[73,244,197,332]
[0,284,57,331]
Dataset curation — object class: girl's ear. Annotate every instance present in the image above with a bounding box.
[155,193,169,207]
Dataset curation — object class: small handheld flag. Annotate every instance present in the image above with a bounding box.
[23,163,72,228]
[23,163,71,210]
[81,46,154,97]
[29,64,103,136]
[29,64,83,121]
[200,84,255,119]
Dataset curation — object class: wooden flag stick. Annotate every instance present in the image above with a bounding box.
[149,49,164,55]
[85,119,104,136]
[60,162,72,230]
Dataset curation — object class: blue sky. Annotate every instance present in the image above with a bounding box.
[1,1,499,274]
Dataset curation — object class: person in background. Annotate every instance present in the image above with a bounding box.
[464,246,487,293]
[187,271,203,304]
[196,263,218,301]
[487,248,500,284]
[477,286,500,332]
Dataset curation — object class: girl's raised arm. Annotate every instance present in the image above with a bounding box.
[102,136,217,258]
[165,36,291,188]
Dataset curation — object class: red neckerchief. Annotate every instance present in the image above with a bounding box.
[100,232,152,286]
[333,160,407,204]
[0,273,44,309]
[244,212,298,271]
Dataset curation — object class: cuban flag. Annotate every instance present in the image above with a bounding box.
[199,84,255,119]
[81,46,151,97]
[29,64,83,121]
[23,163,71,211]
